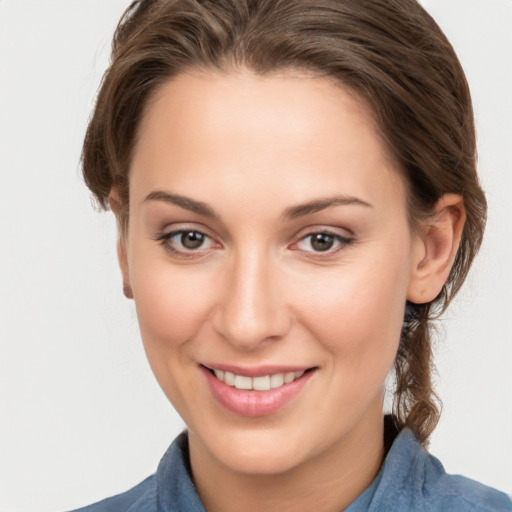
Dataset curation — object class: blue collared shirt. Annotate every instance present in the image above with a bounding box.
[70,429,511,512]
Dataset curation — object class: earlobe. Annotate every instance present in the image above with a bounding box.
[407,194,466,304]
[109,188,133,300]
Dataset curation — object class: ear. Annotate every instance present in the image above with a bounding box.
[407,194,466,304]
[109,188,133,299]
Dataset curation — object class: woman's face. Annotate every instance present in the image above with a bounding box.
[120,70,426,475]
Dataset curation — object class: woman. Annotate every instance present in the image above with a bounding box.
[60,0,509,510]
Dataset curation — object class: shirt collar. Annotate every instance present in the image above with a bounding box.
[155,421,419,512]
[156,431,206,512]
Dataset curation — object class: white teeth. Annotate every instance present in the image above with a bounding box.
[224,371,236,386]
[212,369,307,390]
[284,372,296,384]
[270,373,284,389]
[234,375,252,390]
[253,375,271,391]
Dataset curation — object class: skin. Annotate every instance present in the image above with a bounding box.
[111,69,465,512]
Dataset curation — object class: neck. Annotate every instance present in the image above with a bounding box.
[189,410,385,512]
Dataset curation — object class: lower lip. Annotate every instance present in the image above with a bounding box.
[201,366,315,417]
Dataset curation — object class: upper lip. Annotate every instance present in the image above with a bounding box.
[201,363,315,378]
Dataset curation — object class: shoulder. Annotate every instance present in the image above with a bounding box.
[381,429,512,512]
[421,451,512,512]
[65,431,199,512]
[67,475,156,512]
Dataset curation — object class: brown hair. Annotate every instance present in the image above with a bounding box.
[82,0,486,444]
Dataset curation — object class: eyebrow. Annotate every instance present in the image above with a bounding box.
[283,196,373,219]
[144,191,218,218]
[143,190,372,219]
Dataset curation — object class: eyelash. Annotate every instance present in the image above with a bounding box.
[154,229,354,259]
[154,229,217,259]
[292,231,354,258]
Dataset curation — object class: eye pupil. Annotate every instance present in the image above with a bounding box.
[181,231,205,249]
[311,233,334,251]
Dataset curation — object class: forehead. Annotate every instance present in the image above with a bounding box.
[129,69,405,218]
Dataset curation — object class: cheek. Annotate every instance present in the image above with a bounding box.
[128,258,217,414]
[296,247,410,367]
[129,258,214,350]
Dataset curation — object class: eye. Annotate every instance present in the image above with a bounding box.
[156,229,216,255]
[175,230,208,250]
[295,231,352,254]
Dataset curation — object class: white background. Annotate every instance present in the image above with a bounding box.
[0,1,511,510]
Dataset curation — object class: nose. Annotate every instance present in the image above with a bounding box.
[211,247,292,351]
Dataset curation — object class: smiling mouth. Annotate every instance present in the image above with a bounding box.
[202,365,317,416]
[205,367,313,391]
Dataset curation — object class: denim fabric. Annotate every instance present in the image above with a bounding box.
[345,429,511,512]
[69,428,511,512]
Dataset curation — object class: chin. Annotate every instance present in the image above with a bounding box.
[221,443,306,476]
[193,422,317,476]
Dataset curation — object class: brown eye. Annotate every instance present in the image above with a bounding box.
[157,229,216,255]
[180,231,205,249]
[310,233,335,252]
[295,231,353,255]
